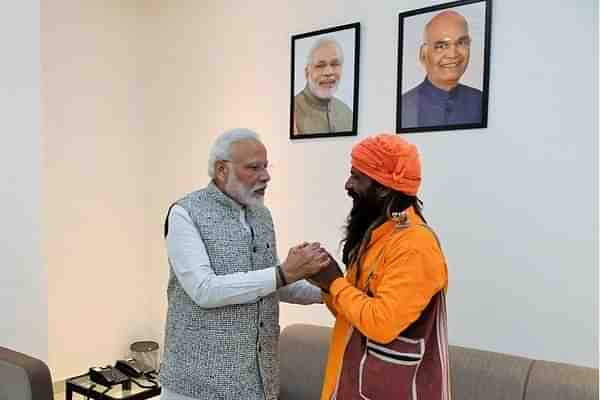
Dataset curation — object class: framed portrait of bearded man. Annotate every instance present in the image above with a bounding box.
[290,22,360,140]
[397,0,492,134]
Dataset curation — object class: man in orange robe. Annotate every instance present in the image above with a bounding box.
[310,133,450,400]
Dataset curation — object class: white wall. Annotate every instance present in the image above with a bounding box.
[0,1,45,361]
[143,0,598,368]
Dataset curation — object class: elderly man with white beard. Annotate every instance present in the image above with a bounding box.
[160,128,330,400]
[293,37,353,135]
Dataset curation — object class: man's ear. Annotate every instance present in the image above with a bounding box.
[215,160,229,183]
[419,44,427,64]
[304,65,310,80]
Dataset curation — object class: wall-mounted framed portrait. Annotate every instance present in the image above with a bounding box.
[290,22,360,140]
[396,0,492,134]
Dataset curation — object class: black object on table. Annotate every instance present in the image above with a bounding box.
[65,371,160,400]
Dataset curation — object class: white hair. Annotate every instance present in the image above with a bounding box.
[306,37,344,66]
[208,128,261,178]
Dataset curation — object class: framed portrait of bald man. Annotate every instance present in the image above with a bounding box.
[290,23,360,140]
[396,0,492,133]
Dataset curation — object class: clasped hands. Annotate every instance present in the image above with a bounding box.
[280,242,343,291]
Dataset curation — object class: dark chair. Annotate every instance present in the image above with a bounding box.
[0,346,54,400]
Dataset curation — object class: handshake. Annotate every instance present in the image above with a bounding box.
[279,242,344,291]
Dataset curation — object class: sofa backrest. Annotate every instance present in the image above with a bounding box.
[279,324,598,400]
[525,359,598,400]
[449,344,532,400]
[0,346,54,400]
[279,324,330,400]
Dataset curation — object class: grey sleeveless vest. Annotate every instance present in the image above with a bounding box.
[160,182,280,400]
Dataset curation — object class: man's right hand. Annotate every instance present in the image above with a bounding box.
[280,242,330,284]
[307,254,343,292]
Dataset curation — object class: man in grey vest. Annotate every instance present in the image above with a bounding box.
[160,128,329,400]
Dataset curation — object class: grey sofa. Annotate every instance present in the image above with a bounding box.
[279,323,598,400]
[0,346,53,400]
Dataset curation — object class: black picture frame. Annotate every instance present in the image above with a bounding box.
[396,0,492,134]
[290,22,360,140]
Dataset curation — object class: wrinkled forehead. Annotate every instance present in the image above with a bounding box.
[311,43,341,64]
[425,12,469,42]
[230,139,267,162]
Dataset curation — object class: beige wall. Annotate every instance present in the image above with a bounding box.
[40,0,597,381]
[139,1,352,337]
[42,0,157,379]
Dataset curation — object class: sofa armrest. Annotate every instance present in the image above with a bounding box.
[0,346,53,400]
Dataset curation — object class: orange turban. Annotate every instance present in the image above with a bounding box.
[351,133,421,196]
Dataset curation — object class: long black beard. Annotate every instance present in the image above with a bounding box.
[341,187,382,266]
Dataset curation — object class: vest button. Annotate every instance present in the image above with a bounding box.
[259,321,264,328]
[258,345,262,352]
[253,246,257,252]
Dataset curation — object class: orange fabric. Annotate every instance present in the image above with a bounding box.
[351,133,421,195]
[320,208,448,400]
